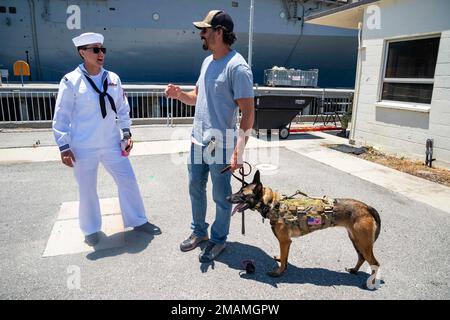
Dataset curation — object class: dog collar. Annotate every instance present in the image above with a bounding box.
[255,201,279,220]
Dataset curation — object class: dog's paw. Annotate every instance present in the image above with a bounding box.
[267,271,282,277]
[346,267,358,275]
[361,281,379,291]
[267,268,285,277]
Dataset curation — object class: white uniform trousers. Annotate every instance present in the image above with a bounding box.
[72,146,148,235]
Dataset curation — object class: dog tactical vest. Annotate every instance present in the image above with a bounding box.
[266,196,336,235]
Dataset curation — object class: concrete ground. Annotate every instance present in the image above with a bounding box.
[0,125,449,299]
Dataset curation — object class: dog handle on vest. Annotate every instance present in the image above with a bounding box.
[221,162,252,235]
[282,190,309,200]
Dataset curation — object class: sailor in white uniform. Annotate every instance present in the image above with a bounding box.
[52,32,161,246]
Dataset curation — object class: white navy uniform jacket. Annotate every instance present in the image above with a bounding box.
[53,64,131,152]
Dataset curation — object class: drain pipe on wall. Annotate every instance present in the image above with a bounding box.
[349,21,363,145]
[425,139,436,168]
[27,0,42,80]
[247,0,255,69]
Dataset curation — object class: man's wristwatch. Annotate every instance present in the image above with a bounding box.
[123,129,132,140]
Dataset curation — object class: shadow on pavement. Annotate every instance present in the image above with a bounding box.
[85,229,157,261]
[202,241,381,290]
[254,132,324,141]
[284,133,325,141]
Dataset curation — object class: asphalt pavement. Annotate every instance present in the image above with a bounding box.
[0,126,449,299]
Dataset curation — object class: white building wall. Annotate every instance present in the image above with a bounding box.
[353,0,450,168]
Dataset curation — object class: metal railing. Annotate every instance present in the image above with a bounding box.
[0,91,57,122]
[0,89,194,123]
[126,91,194,121]
[0,85,353,124]
[254,86,354,122]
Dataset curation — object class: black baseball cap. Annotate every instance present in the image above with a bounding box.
[193,10,234,32]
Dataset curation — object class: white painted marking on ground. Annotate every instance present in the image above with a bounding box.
[43,198,125,257]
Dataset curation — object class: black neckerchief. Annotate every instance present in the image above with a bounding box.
[82,69,116,118]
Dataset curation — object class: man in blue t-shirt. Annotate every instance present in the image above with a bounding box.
[165,10,254,263]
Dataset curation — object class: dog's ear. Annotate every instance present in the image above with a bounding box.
[252,170,261,184]
[254,182,263,198]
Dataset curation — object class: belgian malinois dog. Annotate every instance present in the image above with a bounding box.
[227,170,381,284]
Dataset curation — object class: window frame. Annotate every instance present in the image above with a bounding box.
[378,33,441,108]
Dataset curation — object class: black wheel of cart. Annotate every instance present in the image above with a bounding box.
[279,126,290,139]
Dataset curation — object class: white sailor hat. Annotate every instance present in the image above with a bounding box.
[72,32,104,47]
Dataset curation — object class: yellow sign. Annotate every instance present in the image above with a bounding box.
[13,60,30,76]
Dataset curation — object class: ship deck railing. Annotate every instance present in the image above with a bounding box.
[0,84,353,126]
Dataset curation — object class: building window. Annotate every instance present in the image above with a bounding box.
[9,6,16,14]
[381,36,440,104]
[0,6,6,13]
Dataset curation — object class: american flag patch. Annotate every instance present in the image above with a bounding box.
[307,216,322,225]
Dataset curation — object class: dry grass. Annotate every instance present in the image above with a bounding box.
[356,147,450,187]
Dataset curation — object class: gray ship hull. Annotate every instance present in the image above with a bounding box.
[0,0,357,87]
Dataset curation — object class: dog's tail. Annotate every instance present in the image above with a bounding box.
[367,206,381,241]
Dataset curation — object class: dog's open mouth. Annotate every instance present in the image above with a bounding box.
[232,203,249,216]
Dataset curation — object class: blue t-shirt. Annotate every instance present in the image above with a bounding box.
[192,50,254,149]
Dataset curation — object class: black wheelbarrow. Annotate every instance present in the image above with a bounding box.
[253,95,313,139]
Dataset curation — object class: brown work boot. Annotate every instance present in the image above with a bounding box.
[199,241,226,263]
[180,233,209,252]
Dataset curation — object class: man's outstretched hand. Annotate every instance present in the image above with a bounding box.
[165,84,182,99]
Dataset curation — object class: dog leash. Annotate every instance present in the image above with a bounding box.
[221,161,252,235]
[281,190,309,200]
[220,161,252,187]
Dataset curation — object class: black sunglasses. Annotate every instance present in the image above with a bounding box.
[200,27,213,33]
[84,47,107,54]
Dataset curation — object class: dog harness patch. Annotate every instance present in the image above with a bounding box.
[264,196,336,236]
[307,215,322,225]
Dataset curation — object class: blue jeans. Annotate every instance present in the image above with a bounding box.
[188,143,233,244]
